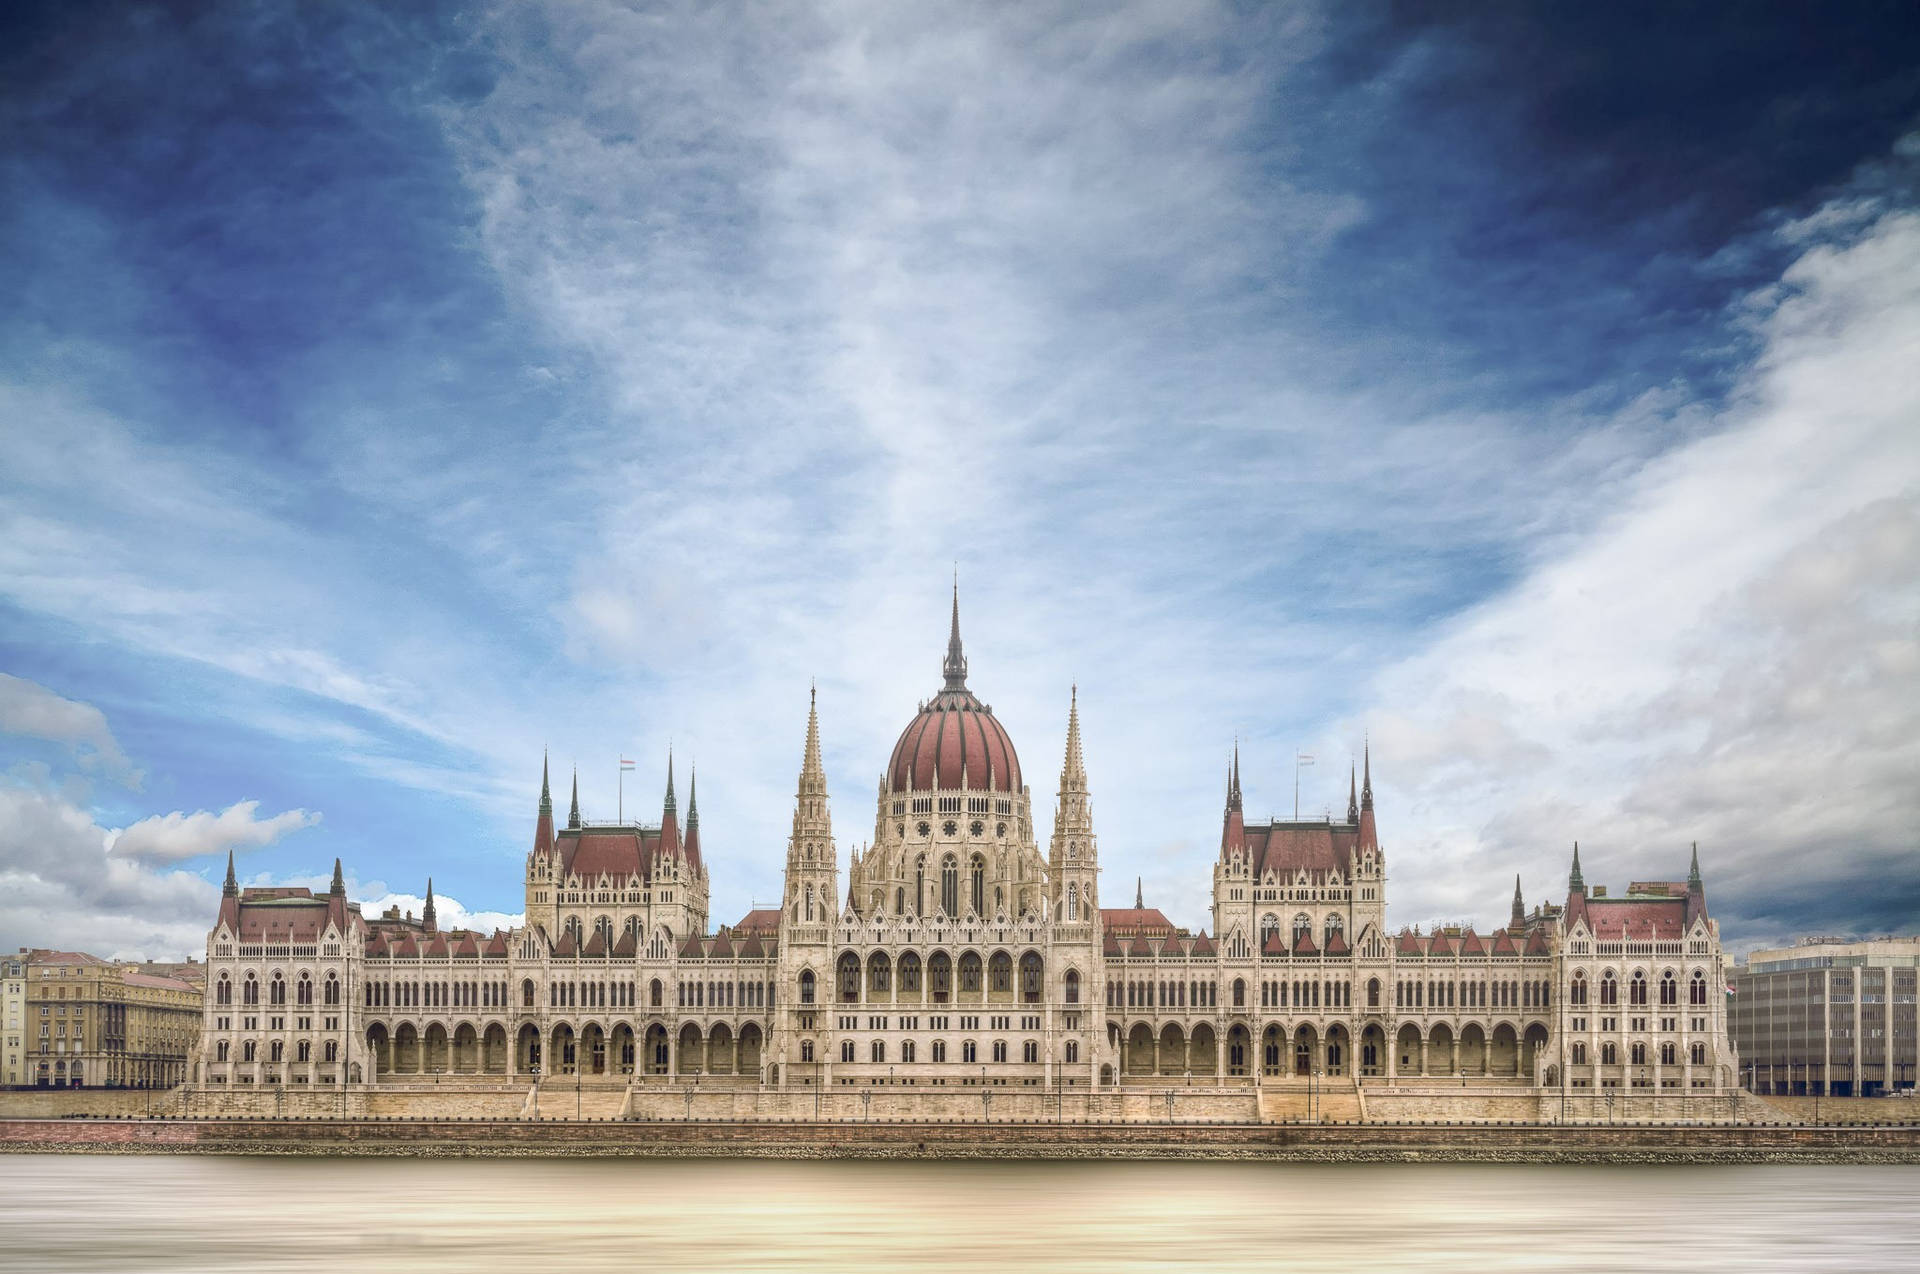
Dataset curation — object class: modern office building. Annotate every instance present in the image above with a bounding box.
[1731,936,1920,1097]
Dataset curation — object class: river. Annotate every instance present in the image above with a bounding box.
[2,1156,1915,1270]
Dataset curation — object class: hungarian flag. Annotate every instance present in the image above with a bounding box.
[619,758,635,771]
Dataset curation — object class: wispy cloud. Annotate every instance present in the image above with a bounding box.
[0,672,140,785]
[112,799,322,863]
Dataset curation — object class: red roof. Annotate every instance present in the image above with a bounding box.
[887,687,1022,793]
[734,908,782,937]
[560,827,657,882]
[1100,907,1176,937]
[1489,929,1518,956]
[1324,929,1351,957]
[1292,929,1318,957]
[1396,930,1424,955]
[1580,898,1688,940]
[1243,823,1359,880]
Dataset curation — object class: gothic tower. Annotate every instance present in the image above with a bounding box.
[1048,686,1100,925]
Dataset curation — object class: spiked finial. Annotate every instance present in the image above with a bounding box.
[1361,740,1373,810]
[539,751,552,818]
[1229,740,1242,811]
[568,767,581,829]
[942,577,969,690]
[1060,684,1087,790]
[222,849,237,897]
[687,767,700,829]
[1135,876,1144,909]
[799,681,826,794]
[664,748,677,816]
[1348,762,1359,823]
[330,857,344,896]
[422,878,436,929]
[1688,841,1702,891]
[1569,841,1585,893]
[1511,874,1525,929]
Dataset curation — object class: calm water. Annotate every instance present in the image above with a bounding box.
[3,1155,1915,1271]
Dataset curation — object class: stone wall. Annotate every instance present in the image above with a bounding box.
[1758,1095,1920,1124]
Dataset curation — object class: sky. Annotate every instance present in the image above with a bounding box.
[1,1,1917,962]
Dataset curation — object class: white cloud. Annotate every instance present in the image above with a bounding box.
[0,672,139,785]
[1341,205,1920,948]
[111,799,322,862]
[358,890,523,937]
[0,782,218,961]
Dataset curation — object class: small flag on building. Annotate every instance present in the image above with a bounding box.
[619,758,636,771]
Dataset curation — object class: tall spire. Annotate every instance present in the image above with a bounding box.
[1220,741,1247,854]
[659,749,681,858]
[1135,876,1144,909]
[942,576,969,690]
[1688,840,1702,890]
[1569,841,1585,893]
[422,878,436,930]
[330,857,344,897]
[1061,684,1087,790]
[1228,740,1242,812]
[799,681,826,796]
[683,767,703,873]
[1361,741,1373,810]
[568,767,581,829]
[222,849,237,897]
[1511,874,1525,929]
[533,755,556,855]
[1347,762,1359,823]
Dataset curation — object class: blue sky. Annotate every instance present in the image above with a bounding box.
[2,2,1917,960]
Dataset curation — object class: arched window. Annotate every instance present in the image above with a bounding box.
[1367,977,1381,1008]
[1660,970,1678,1006]
[324,1041,337,1063]
[1292,913,1312,942]
[959,951,983,993]
[243,975,259,1006]
[1261,914,1279,944]
[915,856,926,916]
[522,979,536,1008]
[216,977,232,1006]
[1571,972,1588,1005]
[270,975,286,1006]
[595,916,615,949]
[324,976,339,1006]
[1067,883,1080,921]
[1324,913,1344,945]
[564,916,584,948]
[868,952,892,994]
[963,1040,977,1064]
[651,978,664,1007]
[296,975,312,1006]
[837,953,860,1002]
[1689,971,1708,1005]
[941,855,959,916]
[805,883,816,922]
[1019,952,1043,1003]
[930,951,953,1001]
[1064,969,1080,1005]
[988,951,1013,993]
[1600,971,1618,1006]
[871,1040,885,1063]
[799,970,816,1005]
[899,951,922,993]
[969,855,986,916]
[1233,978,1246,1008]
[1629,971,1648,1006]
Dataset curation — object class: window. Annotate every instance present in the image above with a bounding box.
[800,1041,814,1063]
[970,855,986,916]
[840,1040,854,1063]
[1600,972,1618,1006]
[1292,913,1312,943]
[1660,1042,1676,1065]
[1233,978,1245,1008]
[959,952,983,994]
[1660,971,1678,1006]
[900,952,922,993]
[243,977,259,1007]
[902,1040,916,1063]
[1022,1040,1038,1063]
[1689,971,1708,1005]
[1601,1042,1617,1065]
[1064,970,1080,1005]
[838,953,860,1003]
[1571,973,1588,1006]
[799,970,816,1005]
[1067,883,1080,920]
[1019,953,1043,1002]
[1690,1042,1706,1065]
[871,1040,885,1064]
[1630,972,1648,1006]
[989,952,1013,993]
[930,952,953,1001]
[216,978,231,1006]
[1630,1042,1646,1065]
[1572,1042,1586,1064]
[992,1040,1007,1063]
[933,1040,947,1062]
[941,855,959,916]
[296,977,312,1006]
[963,1040,977,1064]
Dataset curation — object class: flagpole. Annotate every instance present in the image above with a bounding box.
[618,763,623,824]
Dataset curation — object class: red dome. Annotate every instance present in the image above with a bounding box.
[886,586,1022,793]
[888,688,1022,794]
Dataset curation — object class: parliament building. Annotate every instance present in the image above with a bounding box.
[191,593,1740,1117]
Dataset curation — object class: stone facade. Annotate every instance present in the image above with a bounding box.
[10,950,200,1089]
[191,593,1739,1113]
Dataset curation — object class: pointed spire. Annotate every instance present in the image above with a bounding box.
[1569,841,1585,893]
[1061,684,1087,789]
[683,767,703,873]
[422,878,436,930]
[1689,841,1702,889]
[1220,742,1247,855]
[330,857,344,897]
[1228,740,1242,812]
[1135,876,1144,909]
[222,849,237,897]
[533,755,556,855]
[1511,874,1525,929]
[1361,740,1373,810]
[942,576,969,690]
[568,767,581,829]
[659,748,682,858]
[1347,762,1359,823]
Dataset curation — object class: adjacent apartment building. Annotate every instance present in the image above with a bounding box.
[12,949,203,1088]
[1731,936,1920,1097]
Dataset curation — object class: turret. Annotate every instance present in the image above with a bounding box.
[1220,742,1246,853]
[1347,763,1359,824]
[422,878,436,932]
[1357,743,1378,849]
[330,857,345,897]
[684,767,704,874]
[1511,875,1525,930]
[1048,685,1099,922]
[1569,841,1585,895]
[222,849,237,898]
[659,751,681,859]
[784,684,838,926]
[568,766,581,830]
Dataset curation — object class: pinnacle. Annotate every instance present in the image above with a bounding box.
[942,578,969,690]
